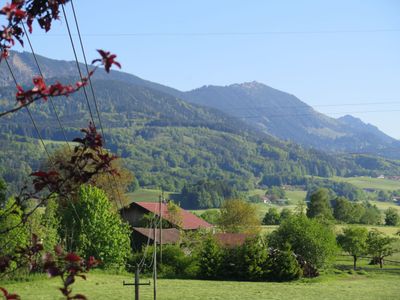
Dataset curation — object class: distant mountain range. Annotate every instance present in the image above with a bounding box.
[182,82,400,159]
[0,51,399,192]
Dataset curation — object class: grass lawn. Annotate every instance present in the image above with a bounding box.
[2,268,400,300]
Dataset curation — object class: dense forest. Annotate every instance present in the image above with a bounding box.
[1,54,400,194]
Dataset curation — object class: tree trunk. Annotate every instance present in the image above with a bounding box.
[353,255,357,270]
[379,257,383,269]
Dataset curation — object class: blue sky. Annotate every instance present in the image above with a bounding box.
[13,0,400,139]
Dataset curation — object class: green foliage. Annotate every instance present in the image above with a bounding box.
[384,207,399,226]
[366,229,398,268]
[0,198,29,258]
[40,197,60,252]
[61,185,131,268]
[279,208,293,222]
[269,215,338,268]
[337,226,368,270]
[218,199,261,233]
[266,186,286,200]
[179,180,239,209]
[360,202,381,225]
[262,207,281,225]
[197,236,223,279]
[0,177,7,206]
[307,188,333,219]
[199,210,221,225]
[266,245,303,281]
[239,237,269,281]
[130,244,197,278]
[333,197,366,224]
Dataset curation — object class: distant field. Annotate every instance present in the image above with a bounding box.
[2,268,400,300]
[286,190,307,203]
[333,176,400,191]
[126,189,177,204]
[370,200,400,213]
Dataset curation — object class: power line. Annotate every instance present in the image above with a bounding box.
[30,28,400,37]
[70,0,105,142]
[21,22,72,151]
[67,0,127,216]
[3,57,52,161]
[61,3,96,126]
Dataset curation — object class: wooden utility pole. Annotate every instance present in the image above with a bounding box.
[153,210,157,300]
[159,193,163,265]
[122,266,150,300]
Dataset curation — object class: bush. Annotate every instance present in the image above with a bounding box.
[197,236,223,279]
[266,247,302,281]
[263,208,280,225]
[269,215,338,268]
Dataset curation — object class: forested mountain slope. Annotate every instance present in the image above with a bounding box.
[1,52,399,193]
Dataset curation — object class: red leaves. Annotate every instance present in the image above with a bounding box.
[14,74,90,107]
[1,3,26,22]
[65,253,82,263]
[0,287,20,300]
[31,170,60,192]
[42,246,98,300]
[0,0,70,52]
[92,49,121,73]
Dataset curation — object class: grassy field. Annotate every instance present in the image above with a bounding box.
[333,176,400,191]
[126,189,177,204]
[2,267,400,300]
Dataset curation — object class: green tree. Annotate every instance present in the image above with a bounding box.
[200,210,221,225]
[41,197,60,252]
[61,185,131,268]
[263,207,281,225]
[279,208,293,222]
[333,197,354,223]
[307,188,333,219]
[269,215,337,268]
[218,199,261,233]
[197,236,223,279]
[360,202,381,225]
[366,229,397,268]
[266,244,302,281]
[0,198,29,268]
[0,177,7,207]
[239,237,269,281]
[384,208,399,226]
[337,227,368,270]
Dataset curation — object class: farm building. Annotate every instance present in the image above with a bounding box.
[215,233,253,248]
[122,201,212,230]
[131,227,181,249]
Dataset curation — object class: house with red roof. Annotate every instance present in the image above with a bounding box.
[122,201,212,231]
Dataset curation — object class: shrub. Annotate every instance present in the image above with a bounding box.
[263,208,280,225]
[197,236,223,279]
[266,247,302,281]
[269,215,338,268]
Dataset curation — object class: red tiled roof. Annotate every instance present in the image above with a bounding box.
[132,227,180,244]
[215,233,253,247]
[133,202,212,230]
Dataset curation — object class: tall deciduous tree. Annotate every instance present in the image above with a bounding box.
[366,229,397,268]
[269,215,338,268]
[307,188,333,219]
[218,199,261,234]
[337,226,368,270]
[384,208,399,226]
[61,185,131,268]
